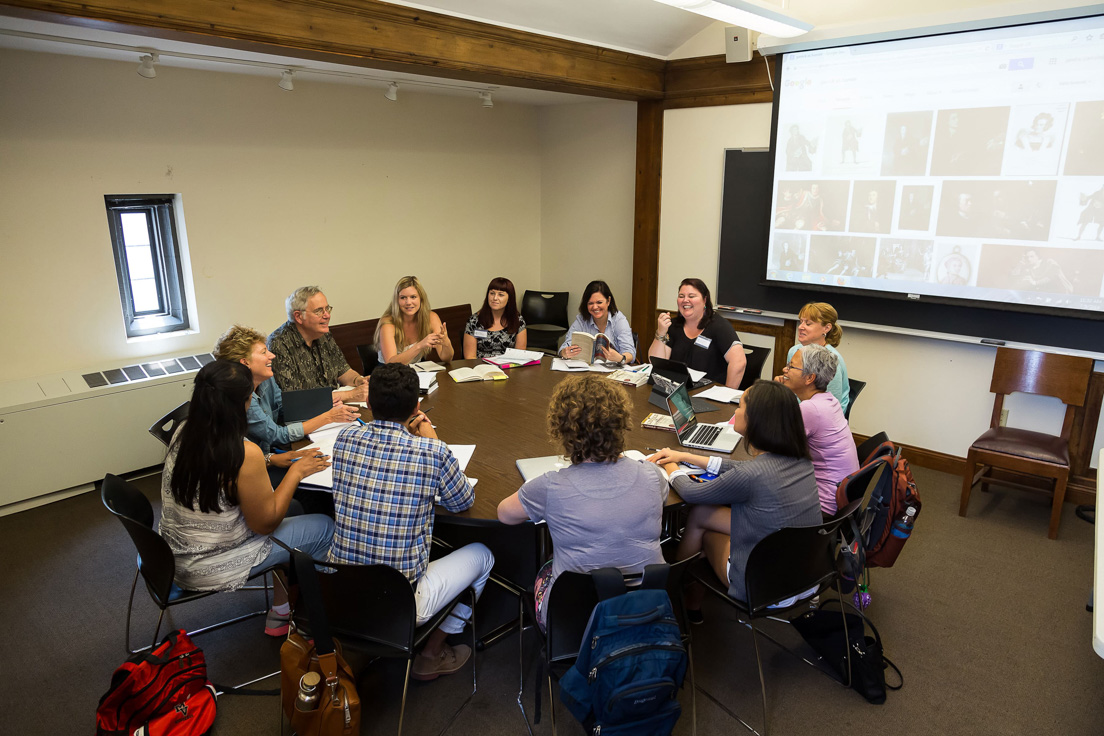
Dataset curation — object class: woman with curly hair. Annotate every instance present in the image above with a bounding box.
[497,374,667,630]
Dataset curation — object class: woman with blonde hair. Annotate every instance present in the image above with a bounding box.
[375,276,455,364]
[776,301,850,413]
[497,374,667,630]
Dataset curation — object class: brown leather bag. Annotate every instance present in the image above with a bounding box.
[280,551,361,736]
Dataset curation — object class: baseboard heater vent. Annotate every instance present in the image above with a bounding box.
[81,353,215,388]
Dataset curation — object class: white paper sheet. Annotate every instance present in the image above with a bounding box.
[447,444,476,473]
[695,385,743,403]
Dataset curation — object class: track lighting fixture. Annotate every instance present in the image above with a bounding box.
[479,91,494,109]
[278,70,295,91]
[385,82,399,101]
[137,53,158,79]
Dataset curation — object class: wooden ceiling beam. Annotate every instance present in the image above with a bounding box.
[0,0,666,100]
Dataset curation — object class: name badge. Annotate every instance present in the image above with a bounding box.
[474,329,489,338]
[694,335,712,349]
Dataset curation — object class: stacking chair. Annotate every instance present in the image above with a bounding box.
[959,347,1093,539]
[356,343,380,376]
[101,473,276,655]
[845,378,866,420]
[690,499,862,736]
[432,518,542,732]
[148,402,189,447]
[856,431,890,466]
[520,290,570,354]
[739,345,772,390]
[289,554,477,736]
[529,557,698,736]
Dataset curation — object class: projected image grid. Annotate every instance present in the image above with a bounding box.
[766,17,1104,315]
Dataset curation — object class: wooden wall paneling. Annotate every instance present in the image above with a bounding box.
[631,100,664,350]
[663,53,774,110]
[1,0,666,99]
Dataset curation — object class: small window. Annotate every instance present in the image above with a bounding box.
[105,195,192,338]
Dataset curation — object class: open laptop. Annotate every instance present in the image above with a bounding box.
[516,455,571,483]
[648,357,717,413]
[665,382,740,453]
[281,386,335,422]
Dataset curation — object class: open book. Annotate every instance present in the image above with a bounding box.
[483,348,544,368]
[448,364,508,383]
[570,331,611,364]
[608,365,651,387]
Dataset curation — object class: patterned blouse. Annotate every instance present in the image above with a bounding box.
[463,313,526,358]
[267,320,351,392]
[158,433,271,592]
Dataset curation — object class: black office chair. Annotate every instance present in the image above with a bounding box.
[101,473,276,655]
[530,558,697,736]
[691,499,862,736]
[845,378,866,420]
[148,402,189,447]
[433,518,542,732]
[856,431,890,466]
[356,343,380,376]
[521,290,570,355]
[739,345,772,391]
[290,554,477,736]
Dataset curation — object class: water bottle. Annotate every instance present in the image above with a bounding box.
[891,505,917,539]
[295,671,321,712]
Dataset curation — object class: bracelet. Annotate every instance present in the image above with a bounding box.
[655,333,669,344]
[264,452,273,467]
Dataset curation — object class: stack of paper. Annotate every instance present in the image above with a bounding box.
[695,385,743,403]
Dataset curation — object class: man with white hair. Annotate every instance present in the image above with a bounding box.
[778,343,859,515]
[268,285,369,402]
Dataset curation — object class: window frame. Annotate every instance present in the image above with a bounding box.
[105,195,191,338]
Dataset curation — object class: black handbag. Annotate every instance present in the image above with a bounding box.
[791,600,902,704]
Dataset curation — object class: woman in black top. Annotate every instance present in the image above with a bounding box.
[647,278,746,387]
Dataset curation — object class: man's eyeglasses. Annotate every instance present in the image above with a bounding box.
[302,305,334,317]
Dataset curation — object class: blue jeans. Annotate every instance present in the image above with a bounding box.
[249,514,335,575]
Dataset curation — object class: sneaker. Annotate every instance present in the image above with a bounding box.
[264,608,290,637]
[411,643,472,681]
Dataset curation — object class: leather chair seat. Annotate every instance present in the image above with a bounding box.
[971,427,1069,466]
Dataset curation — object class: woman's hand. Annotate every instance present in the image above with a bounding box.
[420,331,443,352]
[656,312,672,337]
[561,344,583,359]
[599,345,623,363]
[286,452,331,479]
[647,448,690,466]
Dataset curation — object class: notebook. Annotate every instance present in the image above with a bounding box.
[666,383,740,453]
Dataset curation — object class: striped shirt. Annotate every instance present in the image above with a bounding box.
[329,420,473,581]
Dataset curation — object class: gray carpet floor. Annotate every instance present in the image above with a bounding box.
[2,465,1103,735]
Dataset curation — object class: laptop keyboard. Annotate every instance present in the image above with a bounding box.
[688,424,722,447]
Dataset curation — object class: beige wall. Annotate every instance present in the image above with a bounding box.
[0,48,543,384]
[657,104,1103,464]
[538,101,638,322]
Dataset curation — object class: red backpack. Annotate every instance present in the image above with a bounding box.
[838,441,921,569]
[96,629,217,736]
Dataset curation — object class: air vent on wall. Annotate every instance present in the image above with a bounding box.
[80,353,216,389]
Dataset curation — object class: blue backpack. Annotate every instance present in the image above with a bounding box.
[558,566,687,736]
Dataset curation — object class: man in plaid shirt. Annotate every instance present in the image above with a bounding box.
[330,363,493,680]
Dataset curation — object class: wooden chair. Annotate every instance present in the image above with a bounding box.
[959,347,1093,539]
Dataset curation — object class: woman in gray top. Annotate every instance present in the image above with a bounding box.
[498,374,667,630]
[650,380,821,614]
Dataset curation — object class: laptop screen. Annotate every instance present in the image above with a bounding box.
[666,383,698,440]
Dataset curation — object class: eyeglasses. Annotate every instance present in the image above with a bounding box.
[782,363,807,374]
[301,305,333,317]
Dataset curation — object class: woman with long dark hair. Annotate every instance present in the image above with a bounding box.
[557,280,635,364]
[649,380,821,616]
[648,277,746,387]
[463,277,528,358]
[159,360,333,635]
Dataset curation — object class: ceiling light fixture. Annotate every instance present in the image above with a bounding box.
[385,82,399,102]
[278,69,295,91]
[136,53,158,79]
[479,91,494,109]
[652,0,812,38]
